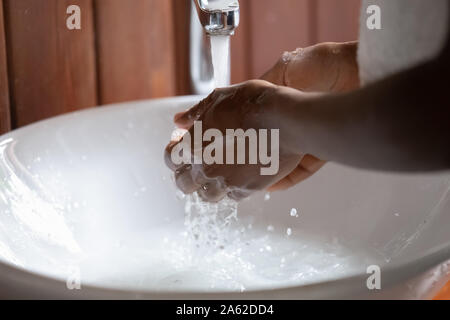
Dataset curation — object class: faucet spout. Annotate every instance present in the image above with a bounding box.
[193,0,240,36]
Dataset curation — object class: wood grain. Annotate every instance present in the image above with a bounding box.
[95,0,176,104]
[3,0,97,128]
[172,0,191,95]
[245,0,314,78]
[230,0,251,84]
[0,0,11,133]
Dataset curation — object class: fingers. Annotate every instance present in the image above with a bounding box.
[301,154,327,173]
[267,166,312,191]
[175,165,199,194]
[176,165,228,202]
[197,178,227,203]
[174,92,217,129]
[267,155,326,191]
[164,140,188,171]
[227,189,252,201]
[166,137,228,201]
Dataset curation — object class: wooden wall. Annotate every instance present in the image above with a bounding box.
[3,0,97,129]
[0,0,10,133]
[95,0,176,104]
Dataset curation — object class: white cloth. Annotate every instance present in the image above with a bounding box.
[358,0,449,85]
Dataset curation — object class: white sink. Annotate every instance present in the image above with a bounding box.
[0,96,449,299]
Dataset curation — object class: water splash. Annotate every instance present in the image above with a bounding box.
[183,192,239,253]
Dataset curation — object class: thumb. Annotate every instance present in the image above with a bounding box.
[174,93,216,129]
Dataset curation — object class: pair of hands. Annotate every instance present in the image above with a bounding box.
[165,42,360,202]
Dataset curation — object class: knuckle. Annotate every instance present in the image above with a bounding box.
[175,169,197,194]
[164,142,178,170]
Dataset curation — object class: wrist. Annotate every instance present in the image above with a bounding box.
[268,86,327,155]
[284,42,360,93]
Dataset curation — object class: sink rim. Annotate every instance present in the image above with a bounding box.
[0,237,449,298]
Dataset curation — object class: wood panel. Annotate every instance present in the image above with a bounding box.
[245,0,314,79]
[316,0,361,43]
[230,0,251,84]
[172,0,191,95]
[0,0,11,133]
[3,0,97,128]
[95,0,176,104]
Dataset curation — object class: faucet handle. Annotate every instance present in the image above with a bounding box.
[194,0,240,36]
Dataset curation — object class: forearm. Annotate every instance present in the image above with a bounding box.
[285,56,450,171]
[263,41,360,93]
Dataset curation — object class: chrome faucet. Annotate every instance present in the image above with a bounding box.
[190,0,240,94]
[193,0,240,36]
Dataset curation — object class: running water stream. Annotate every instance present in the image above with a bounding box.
[210,35,231,88]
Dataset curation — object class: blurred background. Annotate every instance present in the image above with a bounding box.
[0,0,360,134]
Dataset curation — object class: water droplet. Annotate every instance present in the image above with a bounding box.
[286,228,292,236]
[264,193,271,201]
[267,225,274,232]
[290,208,299,217]
[176,190,186,200]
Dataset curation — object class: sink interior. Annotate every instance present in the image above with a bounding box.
[0,96,449,293]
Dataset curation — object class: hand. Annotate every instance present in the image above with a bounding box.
[254,42,359,191]
[262,42,360,93]
[165,80,325,202]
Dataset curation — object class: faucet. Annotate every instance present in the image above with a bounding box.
[190,0,240,94]
[193,0,240,36]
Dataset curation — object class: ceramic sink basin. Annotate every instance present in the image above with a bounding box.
[0,96,449,299]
